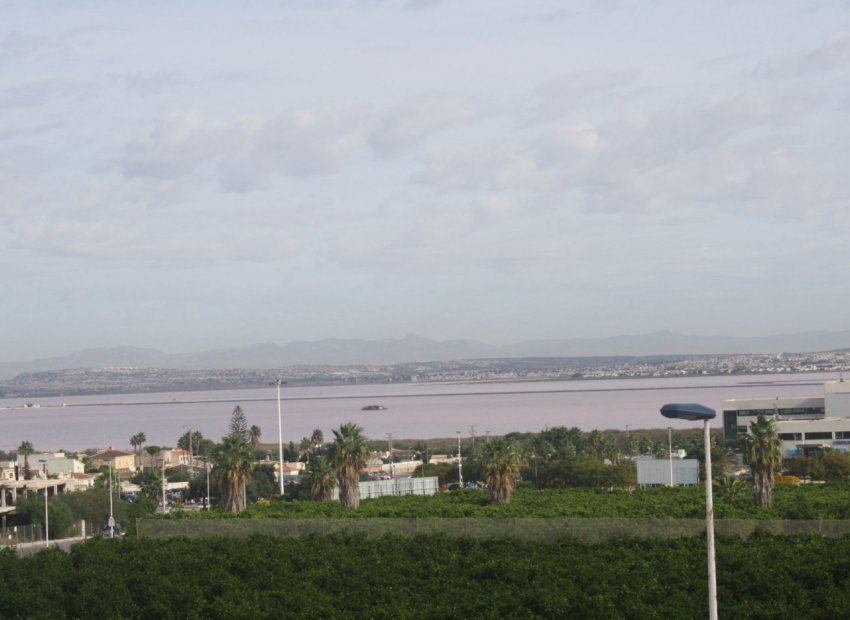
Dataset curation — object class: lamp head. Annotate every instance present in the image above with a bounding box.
[660,403,716,421]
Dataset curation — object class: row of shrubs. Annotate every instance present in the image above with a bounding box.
[3,532,850,618]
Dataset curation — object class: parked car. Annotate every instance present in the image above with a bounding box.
[101,522,124,538]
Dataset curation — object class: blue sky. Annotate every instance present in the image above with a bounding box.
[2,0,850,362]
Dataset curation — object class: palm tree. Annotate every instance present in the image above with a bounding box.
[744,415,783,508]
[329,422,368,509]
[17,441,34,480]
[213,435,254,513]
[310,428,324,451]
[249,425,262,449]
[130,432,146,465]
[306,455,337,501]
[478,437,522,504]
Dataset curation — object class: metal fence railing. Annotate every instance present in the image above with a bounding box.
[137,518,850,541]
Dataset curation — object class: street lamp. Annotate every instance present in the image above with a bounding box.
[38,459,48,547]
[456,431,463,487]
[108,459,115,538]
[272,379,286,496]
[661,403,718,620]
[668,427,674,487]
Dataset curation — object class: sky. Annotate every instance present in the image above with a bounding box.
[2,0,850,363]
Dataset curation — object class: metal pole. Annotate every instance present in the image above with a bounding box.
[161,459,166,514]
[205,458,210,510]
[39,459,49,547]
[108,460,114,538]
[704,419,718,620]
[668,427,674,486]
[275,379,285,496]
[387,433,394,478]
[456,431,463,487]
[44,488,49,547]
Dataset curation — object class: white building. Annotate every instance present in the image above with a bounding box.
[723,379,850,457]
[16,452,85,478]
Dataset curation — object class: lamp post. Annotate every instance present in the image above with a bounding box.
[668,427,674,487]
[661,403,718,620]
[38,459,48,547]
[108,459,115,538]
[456,431,463,487]
[272,379,286,495]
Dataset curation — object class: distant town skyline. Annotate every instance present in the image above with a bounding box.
[3,2,849,363]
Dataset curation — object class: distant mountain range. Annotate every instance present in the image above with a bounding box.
[2,330,850,380]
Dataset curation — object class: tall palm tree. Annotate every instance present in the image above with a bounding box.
[478,437,522,504]
[17,441,34,480]
[130,432,146,465]
[744,415,783,508]
[329,422,368,509]
[249,425,262,449]
[310,428,324,451]
[306,455,337,501]
[213,435,254,513]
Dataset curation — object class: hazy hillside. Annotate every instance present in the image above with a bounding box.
[3,330,850,380]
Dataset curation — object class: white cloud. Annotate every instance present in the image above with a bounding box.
[369,92,489,158]
[756,32,850,77]
[121,106,372,191]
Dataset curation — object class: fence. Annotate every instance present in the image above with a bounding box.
[332,477,439,500]
[137,517,850,542]
[0,523,44,547]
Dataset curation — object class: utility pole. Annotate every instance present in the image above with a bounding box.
[272,379,286,495]
[469,425,476,455]
[386,433,394,478]
[456,431,463,487]
[108,460,115,538]
[161,458,167,514]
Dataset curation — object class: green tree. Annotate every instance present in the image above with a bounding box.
[229,406,249,442]
[177,430,204,454]
[744,415,783,508]
[247,464,276,501]
[478,437,522,504]
[329,422,368,509]
[306,455,337,501]
[17,441,34,480]
[213,435,254,513]
[134,468,164,508]
[14,494,75,539]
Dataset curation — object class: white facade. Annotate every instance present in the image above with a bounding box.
[636,458,699,486]
[723,379,850,456]
[16,452,85,477]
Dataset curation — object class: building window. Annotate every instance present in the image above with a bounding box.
[779,433,802,441]
[805,432,833,441]
[834,431,850,440]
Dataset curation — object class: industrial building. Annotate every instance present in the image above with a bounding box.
[723,379,850,457]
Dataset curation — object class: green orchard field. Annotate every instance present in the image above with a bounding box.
[3,532,850,619]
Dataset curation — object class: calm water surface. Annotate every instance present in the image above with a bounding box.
[0,372,839,451]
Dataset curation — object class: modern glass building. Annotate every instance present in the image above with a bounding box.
[723,379,850,457]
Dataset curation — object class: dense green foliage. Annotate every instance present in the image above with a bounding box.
[785,451,850,481]
[161,484,850,521]
[2,533,850,618]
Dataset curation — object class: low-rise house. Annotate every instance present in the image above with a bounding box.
[139,448,191,469]
[0,462,16,481]
[90,449,136,472]
[16,452,86,478]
